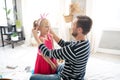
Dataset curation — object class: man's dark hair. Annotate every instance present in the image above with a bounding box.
[76,15,92,35]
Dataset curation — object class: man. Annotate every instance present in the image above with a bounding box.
[32,15,92,80]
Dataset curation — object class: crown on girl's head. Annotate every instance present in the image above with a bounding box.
[38,13,48,26]
[40,13,48,19]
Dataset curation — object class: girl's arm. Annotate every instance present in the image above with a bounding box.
[41,54,57,70]
[32,28,57,70]
[39,37,57,70]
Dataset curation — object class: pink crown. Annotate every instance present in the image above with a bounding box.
[38,13,48,26]
[40,13,48,19]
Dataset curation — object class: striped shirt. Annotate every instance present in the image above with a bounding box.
[39,39,90,80]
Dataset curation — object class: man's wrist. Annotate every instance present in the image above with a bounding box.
[39,40,43,45]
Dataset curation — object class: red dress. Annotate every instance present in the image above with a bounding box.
[34,34,57,74]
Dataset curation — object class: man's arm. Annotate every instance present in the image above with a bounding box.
[32,28,75,61]
[50,28,61,43]
[50,29,71,47]
[39,44,76,62]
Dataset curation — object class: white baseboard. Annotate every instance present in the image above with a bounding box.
[97,48,120,55]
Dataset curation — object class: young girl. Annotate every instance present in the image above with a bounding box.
[33,17,58,74]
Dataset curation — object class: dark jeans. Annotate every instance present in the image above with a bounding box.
[30,63,64,80]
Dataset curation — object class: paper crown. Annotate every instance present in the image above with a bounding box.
[38,13,48,26]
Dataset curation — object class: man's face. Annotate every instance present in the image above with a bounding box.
[71,18,78,37]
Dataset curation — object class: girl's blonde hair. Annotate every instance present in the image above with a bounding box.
[38,18,50,27]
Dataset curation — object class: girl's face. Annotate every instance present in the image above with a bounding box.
[38,19,50,35]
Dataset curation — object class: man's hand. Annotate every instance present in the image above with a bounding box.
[49,28,61,43]
[49,28,54,35]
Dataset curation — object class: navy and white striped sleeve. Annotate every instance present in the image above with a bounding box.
[58,39,71,47]
[39,43,76,61]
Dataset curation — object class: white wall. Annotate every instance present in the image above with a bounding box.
[86,0,120,53]
[0,0,14,26]
[20,0,70,45]
[0,0,7,25]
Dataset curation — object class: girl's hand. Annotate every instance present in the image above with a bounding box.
[50,63,57,70]
[33,20,39,30]
[32,28,38,38]
[32,27,43,44]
